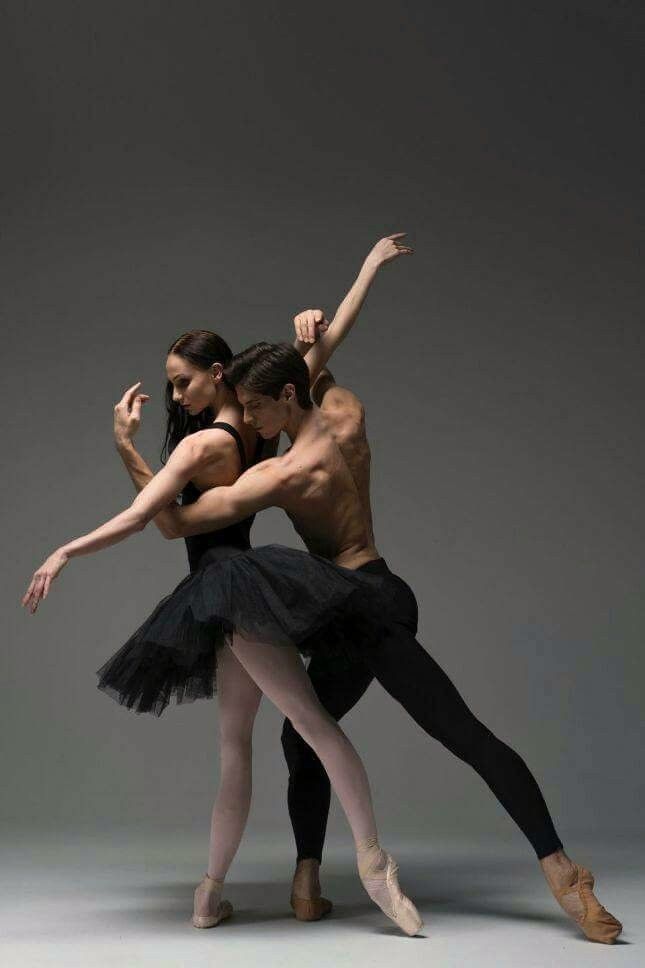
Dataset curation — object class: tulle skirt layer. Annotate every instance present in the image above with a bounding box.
[96,544,384,716]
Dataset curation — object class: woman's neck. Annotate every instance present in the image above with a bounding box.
[210,385,244,426]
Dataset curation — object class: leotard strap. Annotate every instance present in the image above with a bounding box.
[207,421,249,473]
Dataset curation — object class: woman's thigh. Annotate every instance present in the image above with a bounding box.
[229,634,331,728]
[217,643,263,741]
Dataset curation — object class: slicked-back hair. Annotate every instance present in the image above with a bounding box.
[161,329,234,462]
[224,342,313,409]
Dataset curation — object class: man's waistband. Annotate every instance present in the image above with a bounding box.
[356,556,390,576]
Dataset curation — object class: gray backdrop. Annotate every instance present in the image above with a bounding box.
[2,1,643,855]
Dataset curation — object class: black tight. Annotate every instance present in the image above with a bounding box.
[281,561,563,863]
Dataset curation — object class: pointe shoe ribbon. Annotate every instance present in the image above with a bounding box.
[192,873,234,929]
[552,865,622,944]
[290,892,333,921]
[357,841,423,937]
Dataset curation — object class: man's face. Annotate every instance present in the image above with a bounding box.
[235,384,291,437]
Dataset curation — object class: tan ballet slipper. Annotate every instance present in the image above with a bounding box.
[192,873,234,929]
[357,838,423,937]
[551,864,622,944]
[290,892,333,921]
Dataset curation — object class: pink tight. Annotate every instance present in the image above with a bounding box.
[207,635,378,880]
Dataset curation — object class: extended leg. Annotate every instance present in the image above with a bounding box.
[281,653,374,916]
[363,623,621,941]
[230,633,423,936]
[281,654,375,863]
[365,623,562,857]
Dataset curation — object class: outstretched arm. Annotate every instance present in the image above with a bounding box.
[21,433,225,611]
[293,233,412,386]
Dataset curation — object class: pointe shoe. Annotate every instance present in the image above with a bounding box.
[192,873,234,929]
[290,892,333,921]
[551,864,622,944]
[358,844,423,937]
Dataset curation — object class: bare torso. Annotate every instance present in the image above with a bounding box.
[274,408,378,570]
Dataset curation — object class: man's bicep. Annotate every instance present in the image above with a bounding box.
[229,461,286,512]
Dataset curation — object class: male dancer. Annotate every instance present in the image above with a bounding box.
[280,293,623,942]
[149,287,622,944]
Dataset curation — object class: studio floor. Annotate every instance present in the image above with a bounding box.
[1,827,641,968]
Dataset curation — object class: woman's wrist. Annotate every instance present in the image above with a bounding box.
[115,435,134,454]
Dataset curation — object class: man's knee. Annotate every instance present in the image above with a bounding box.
[441,714,498,764]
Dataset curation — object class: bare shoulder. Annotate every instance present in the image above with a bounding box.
[175,428,238,466]
[319,385,365,421]
[319,388,367,447]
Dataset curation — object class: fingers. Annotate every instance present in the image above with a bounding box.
[22,573,44,612]
[116,382,143,413]
[294,311,324,344]
[306,309,322,343]
[387,238,413,258]
[386,232,407,240]
[21,575,37,606]
[131,394,149,420]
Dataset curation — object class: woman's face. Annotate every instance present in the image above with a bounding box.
[165,353,218,415]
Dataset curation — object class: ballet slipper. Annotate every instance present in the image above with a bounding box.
[551,864,622,944]
[192,873,234,929]
[290,892,333,921]
[357,838,423,937]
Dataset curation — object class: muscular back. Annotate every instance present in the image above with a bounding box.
[317,384,377,552]
[273,409,378,570]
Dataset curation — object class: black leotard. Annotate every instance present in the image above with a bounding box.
[180,422,260,573]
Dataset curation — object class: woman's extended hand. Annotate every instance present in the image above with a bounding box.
[21,549,70,613]
[114,382,150,446]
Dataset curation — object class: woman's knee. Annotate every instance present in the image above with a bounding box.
[219,718,255,752]
[287,703,335,747]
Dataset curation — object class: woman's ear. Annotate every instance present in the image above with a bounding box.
[282,383,296,403]
[210,362,224,383]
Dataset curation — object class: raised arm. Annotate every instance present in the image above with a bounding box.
[113,382,180,539]
[21,433,227,612]
[293,233,413,386]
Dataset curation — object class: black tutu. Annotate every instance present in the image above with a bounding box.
[96,544,385,716]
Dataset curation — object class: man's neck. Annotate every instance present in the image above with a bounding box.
[284,405,317,444]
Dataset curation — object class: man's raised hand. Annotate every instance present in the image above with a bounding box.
[294,309,331,345]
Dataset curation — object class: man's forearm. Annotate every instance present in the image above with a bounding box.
[169,487,248,538]
[116,440,181,539]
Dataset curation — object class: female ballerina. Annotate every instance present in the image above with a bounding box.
[22,236,420,935]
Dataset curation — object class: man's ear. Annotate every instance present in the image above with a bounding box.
[282,382,296,403]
